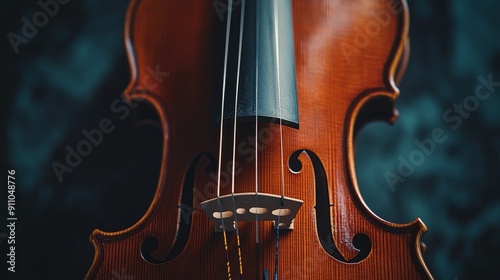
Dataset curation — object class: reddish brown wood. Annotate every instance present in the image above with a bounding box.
[86,0,433,279]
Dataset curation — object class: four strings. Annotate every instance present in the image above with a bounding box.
[217,1,285,279]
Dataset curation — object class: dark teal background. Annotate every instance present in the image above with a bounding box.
[1,0,499,279]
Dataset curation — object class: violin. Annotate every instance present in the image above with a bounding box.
[86,0,433,279]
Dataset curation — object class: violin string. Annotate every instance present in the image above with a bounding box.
[231,0,246,277]
[273,1,285,279]
[216,0,235,278]
[254,0,260,277]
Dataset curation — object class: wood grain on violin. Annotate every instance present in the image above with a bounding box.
[86,0,433,279]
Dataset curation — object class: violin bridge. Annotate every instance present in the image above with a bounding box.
[200,193,303,232]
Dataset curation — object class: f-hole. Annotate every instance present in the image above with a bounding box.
[289,149,371,263]
[141,153,213,264]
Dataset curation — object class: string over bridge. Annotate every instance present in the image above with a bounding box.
[201,193,303,232]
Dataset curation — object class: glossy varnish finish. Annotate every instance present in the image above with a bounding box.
[86,0,433,279]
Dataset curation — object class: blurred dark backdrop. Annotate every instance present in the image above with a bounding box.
[1,0,499,279]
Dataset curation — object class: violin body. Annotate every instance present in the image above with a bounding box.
[87,0,433,279]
